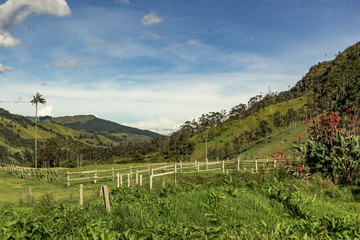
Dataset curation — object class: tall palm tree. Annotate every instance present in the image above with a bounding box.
[31,92,46,168]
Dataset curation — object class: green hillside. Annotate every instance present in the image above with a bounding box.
[187,42,360,162]
[191,96,308,161]
[0,109,160,166]
[46,115,163,139]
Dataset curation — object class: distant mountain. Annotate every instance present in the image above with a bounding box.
[42,115,163,139]
[0,108,163,165]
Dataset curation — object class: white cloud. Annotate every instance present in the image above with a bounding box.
[0,0,71,47]
[141,11,163,26]
[115,0,130,4]
[0,32,21,47]
[140,32,162,39]
[38,105,53,117]
[0,63,14,73]
[123,117,181,135]
[188,39,200,45]
[55,57,80,68]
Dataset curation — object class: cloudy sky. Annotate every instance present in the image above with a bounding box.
[0,0,360,135]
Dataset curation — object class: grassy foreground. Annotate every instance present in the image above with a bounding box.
[1,168,360,239]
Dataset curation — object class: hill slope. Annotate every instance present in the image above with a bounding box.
[0,109,161,165]
[46,115,163,139]
[191,96,308,161]
[190,41,360,161]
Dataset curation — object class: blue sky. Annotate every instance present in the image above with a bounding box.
[1,0,360,134]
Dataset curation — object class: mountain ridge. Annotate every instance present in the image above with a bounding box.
[39,114,163,138]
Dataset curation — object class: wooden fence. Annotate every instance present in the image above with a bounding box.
[0,157,283,188]
[0,163,62,183]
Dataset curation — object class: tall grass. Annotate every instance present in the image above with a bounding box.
[1,170,360,238]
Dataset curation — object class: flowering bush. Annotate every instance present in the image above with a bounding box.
[294,109,360,184]
[270,150,309,179]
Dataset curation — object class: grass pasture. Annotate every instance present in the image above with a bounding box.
[1,163,360,239]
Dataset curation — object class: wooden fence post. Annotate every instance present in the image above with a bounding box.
[136,170,139,185]
[67,171,70,186]
[266,157,269,168]
[102,185,111,212]
[79,184,83,206]
[129,167,132,179]
[112,167,115,181]
[255,160,258,172]
[197,162,200,172]
[222,160,225,173]
[120,174,123,187]
[162,177,166,188]
[127,174,131,187]
[274,159,277,169]
[237,157,240,171]
[116,173,120,188]
[140,175,143,187]
[174,164,177,188]
[149,175,153,189]
[206,157,208,170]
[180,161,183,172]
[94,170,97,184]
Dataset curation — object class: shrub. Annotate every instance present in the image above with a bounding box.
[294,110,360,184]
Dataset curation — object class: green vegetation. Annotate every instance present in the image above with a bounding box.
[45,114,163,138]
[191,96,308,161]
[1,168,360,239]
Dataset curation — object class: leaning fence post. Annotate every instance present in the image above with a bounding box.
[67,171,70,186]
[79,184,83,206]
[102,185,111,212]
